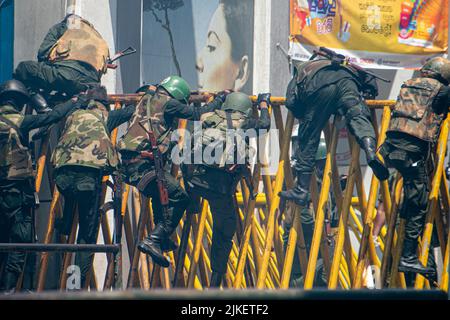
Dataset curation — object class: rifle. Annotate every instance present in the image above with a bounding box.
[313,47,391,83]
[107,47,137,69]
[138,97,171,224]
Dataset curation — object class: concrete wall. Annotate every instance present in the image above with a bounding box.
[116,0,142,94]
[14,0,66,66]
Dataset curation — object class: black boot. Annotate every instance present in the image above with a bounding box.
[210,272,224,288]
[361,137,389,181]
[138,224,170,268]
[161,237,178,252]
[278,173,311,206]
[30,93,51,114]
[0,271,19,295]
[398,238,436,277]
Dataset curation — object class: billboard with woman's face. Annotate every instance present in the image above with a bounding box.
[142,0,254,94]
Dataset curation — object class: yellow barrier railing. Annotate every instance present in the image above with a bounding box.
[25,94,449,293]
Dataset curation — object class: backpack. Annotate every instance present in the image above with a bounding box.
[0,114,33,180]
[182,109,254,195]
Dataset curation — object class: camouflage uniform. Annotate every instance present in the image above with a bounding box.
[380,77,450,246]
[52,99,133,288]
[14,15,108,97]
[182,93,271,286]
[0,97,78,291]
[118,89,224,267]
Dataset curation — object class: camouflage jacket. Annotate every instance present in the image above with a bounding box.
[47,15,110,74]
[388,77,444,142]
[117,92,173,157]
[52,101,119,171]
[0,105,34,180]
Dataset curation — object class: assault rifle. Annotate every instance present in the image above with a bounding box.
[107,46,137,69]
[312,47,390,83]
[138,98,170,224]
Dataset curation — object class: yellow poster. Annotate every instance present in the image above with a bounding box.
[289,0,448,69]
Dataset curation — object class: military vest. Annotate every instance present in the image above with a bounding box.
[52,101,118,171]
[0,105,34,180]
[117,92,173,156]
[48,16,110,74]
[388,77,444,142]
[182,109,252,195]
[196,109,251,168]
[295,59,360,94]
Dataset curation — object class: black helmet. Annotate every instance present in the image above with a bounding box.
[0,80,30,108]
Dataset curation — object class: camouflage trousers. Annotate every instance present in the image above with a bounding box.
[14,61,99,96]
[55,166,102,288]
[0,179,35,279]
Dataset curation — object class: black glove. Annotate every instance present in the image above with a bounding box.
[257,93,271,106]
[446,166,450,180]
[216,90,233,103]
[76,85,108,107]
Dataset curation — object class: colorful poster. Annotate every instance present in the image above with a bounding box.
[289,0,448,69]
[142,0,254,94]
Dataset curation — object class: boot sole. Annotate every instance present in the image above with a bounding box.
[138,243,170,268]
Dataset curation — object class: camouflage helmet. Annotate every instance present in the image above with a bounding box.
[0,79,30,108]
[222,92,253,117]
[421,57,450,82]
[158,76,191,103]
[315,137,327,160]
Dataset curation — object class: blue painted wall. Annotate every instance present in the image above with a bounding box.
[0,0,14,83]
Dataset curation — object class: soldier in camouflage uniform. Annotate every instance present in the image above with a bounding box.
[117,76,228,268]
[0,79,80,293]
[279,52,389,206]
[52,86,135,288]
[182,92,271,287]
[380,57,450,278]
[14,14,109,112]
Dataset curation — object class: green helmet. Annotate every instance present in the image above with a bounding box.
[222,92,253,117]
[315,138,327,160]
[158,75,191,103]
[421,57,450,82]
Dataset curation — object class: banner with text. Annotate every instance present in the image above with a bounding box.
[289,0,448,69]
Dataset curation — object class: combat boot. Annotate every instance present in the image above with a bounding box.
[361,137,389,181]
[278,173,311,206]
[0,271,19,295]
[398,238,436,277]
[138,224,170,268]
[161,237,178,252]
[30,93,51,114]
[209,272,224,288]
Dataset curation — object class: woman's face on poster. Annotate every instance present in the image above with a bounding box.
[196,4,249,92]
